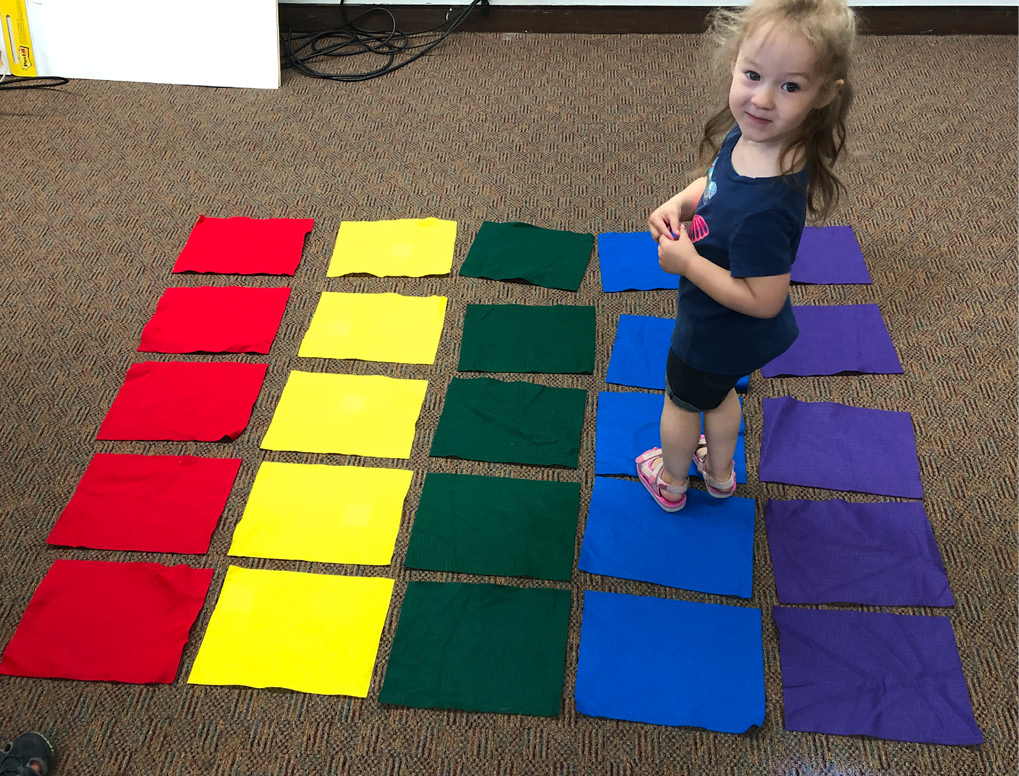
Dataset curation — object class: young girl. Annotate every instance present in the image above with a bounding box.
[637,0,856,511]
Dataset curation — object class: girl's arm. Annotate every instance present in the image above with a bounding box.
[657,227,790,318]
[648,177,708,241]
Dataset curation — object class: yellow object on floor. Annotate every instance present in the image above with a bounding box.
[327,218,456,277]
[299,292,447,365]
[229,462,412,564]
[0,0,37,77]
[260,371,428,458]
[188,566,394,696]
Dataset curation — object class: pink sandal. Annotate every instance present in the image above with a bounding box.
[693,435,736,498]
[636,448,688,512]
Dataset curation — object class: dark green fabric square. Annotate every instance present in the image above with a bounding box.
[430,377,587,467]
[378,581,571,716]
[405,473,581,580]
[458,222,595,291]
[458,304,596,374]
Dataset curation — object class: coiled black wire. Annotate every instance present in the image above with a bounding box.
[0,75,68,90]
[281,0,487,82]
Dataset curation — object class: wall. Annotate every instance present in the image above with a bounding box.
[9,0,279,87]
[283,0,1013,7]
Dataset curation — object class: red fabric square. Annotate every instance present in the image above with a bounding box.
[97,361,268,441]
[138,286,292,354]
[0,560,213,684]
[47,454,241,554]
[172,216,314,275]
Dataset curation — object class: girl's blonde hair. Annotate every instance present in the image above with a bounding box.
[700,0,857,220]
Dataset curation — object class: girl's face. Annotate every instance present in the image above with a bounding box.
[729,22,841,153]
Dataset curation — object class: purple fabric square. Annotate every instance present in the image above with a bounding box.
[595,391,747,484]
[600,226,870,289]
[766,499,953,606]
[773,607,983,745]
[597,232,678,292]
[762,304,902,377]
[759,397,923,498]
[791,226,871,285]
[607,314,749,393]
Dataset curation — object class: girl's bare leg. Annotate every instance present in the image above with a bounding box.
[659,397,703,490]
[701,389,741,480]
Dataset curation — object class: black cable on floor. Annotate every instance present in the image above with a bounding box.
[281,0,488,82]
[0,76,69,90]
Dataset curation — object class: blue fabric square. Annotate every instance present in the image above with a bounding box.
[597,232,677,292]
[579,478,755,597]
[607,314,749,393]
[594,391,746,483]
[576,591,764,732]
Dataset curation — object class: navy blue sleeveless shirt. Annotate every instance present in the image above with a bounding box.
[670,127,806,375]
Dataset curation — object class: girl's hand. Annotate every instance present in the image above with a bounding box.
[648,201,684,242]
[648,178,707,242]
[657,227,698,275]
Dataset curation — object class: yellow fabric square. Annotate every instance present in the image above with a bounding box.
[229,462,412,564]
[188,566,394,696]
[328,218,457,277]
[261,371,427,458]
[298,292,447,365]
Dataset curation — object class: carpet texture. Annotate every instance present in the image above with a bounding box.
[1,33,1015,776]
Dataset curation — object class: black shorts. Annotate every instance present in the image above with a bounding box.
[664,348,742,412]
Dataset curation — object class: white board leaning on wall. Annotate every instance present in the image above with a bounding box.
[2,0,279,89]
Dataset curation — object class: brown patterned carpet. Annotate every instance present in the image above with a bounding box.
[1,32,1016,776]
